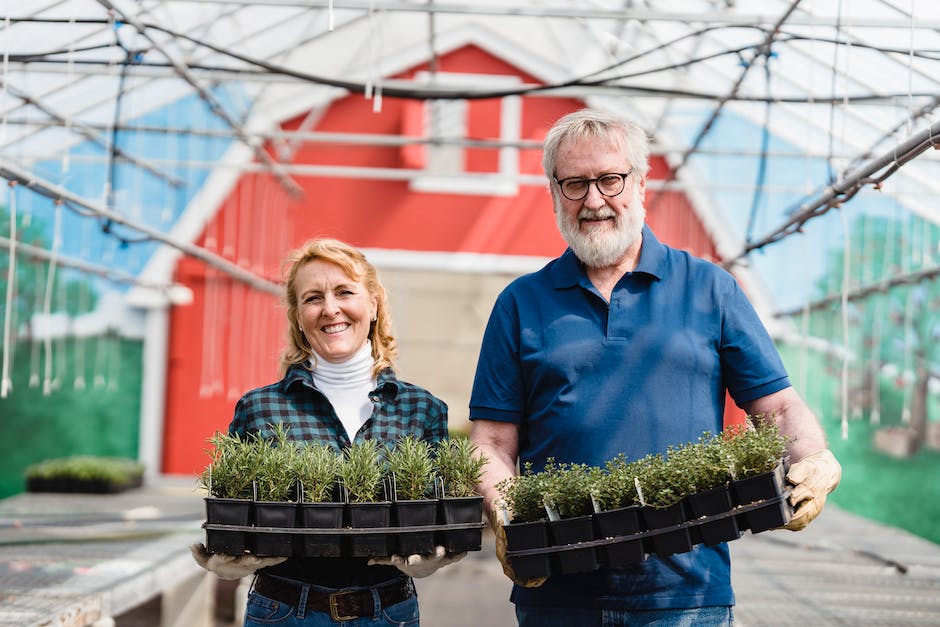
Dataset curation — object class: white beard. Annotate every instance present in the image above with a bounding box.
[555,187,646,268]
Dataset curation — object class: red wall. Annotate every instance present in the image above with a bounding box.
[162,45,741,474]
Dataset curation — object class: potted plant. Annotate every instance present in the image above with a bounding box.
[540,460,598,574]
[723,416,792,533]
[590,454,645,566]
[634,452,694,557]
[496,463,551,579]
[294,441,343,557]
[25,456,145,494]
[386,435,437,555]
[433,437,486,552]
[252,423,300,557]
[199,430,262,554]
[663,434,739,546]
[339,439,392,557]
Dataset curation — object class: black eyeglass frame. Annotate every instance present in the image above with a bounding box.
[552,169,634,201]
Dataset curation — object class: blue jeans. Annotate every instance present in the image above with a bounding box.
[515,605,733,627]
[244,588,419,626]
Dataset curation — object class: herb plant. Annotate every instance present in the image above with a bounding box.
[339,439,386,503]
[386,435,434,500]
[722,415,789,479]
[254,422,299,502]
[294,441,341,503]
[495,462,546,523]
[591,453,643,511]
[434,437,488,498]
[539,459,595,519]
[198,430,263,499]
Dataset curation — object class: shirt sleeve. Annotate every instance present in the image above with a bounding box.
[469,294,525,424]
[719,278,791,404]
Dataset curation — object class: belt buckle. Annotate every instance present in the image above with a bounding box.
[329,590,359,622]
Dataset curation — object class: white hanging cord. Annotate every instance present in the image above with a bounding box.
[899,217,915,426]
[28,263,41,388]
[41,202,62,396]
[73,276,88,390]
[1,181,17,397]
[328,0,335,31]
[906,1,916,138]
[799,232,810,397]
[1,12,10,144]
[62,14,77,175]
[366,0,383,113]
[838,208,850,440]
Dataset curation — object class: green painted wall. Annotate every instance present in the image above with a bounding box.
[0,337,143,499]
[780,344,940,545]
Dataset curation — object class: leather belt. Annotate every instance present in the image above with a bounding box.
[254,574,414,622]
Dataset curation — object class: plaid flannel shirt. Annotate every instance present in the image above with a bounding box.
[228,363,448,450]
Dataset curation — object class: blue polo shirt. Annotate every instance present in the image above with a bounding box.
[470,226,790,610]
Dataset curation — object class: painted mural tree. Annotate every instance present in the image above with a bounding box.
[802,213,939,452]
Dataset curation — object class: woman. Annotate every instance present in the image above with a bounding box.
[191,238,462,626]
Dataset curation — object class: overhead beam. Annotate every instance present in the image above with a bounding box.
[0,157,280,295]
[96,0,305,199]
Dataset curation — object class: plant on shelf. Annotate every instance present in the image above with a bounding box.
[294,441,341,503]
[25,456,145,493]
[339,438,387,503]
[386,435,435,501]
[254,422,299,502]
[198,431,262,499]
[434,436,487,499]
[722,415,789,479]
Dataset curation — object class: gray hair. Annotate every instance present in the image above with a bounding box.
[541,109,651,180]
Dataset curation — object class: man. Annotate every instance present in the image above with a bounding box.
[469,109,841,626]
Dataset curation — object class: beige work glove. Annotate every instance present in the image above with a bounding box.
[190,543,287,580]
[783,449,842,531]
[489,511,547,588]
[368,545,466,578]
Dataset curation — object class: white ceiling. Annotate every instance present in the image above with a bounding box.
[2,0,940,312]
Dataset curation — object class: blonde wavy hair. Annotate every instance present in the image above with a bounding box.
[280,238,397,376]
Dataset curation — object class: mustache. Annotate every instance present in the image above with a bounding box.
[577,207,616,220]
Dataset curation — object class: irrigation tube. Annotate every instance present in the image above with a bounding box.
[732,116,940,264]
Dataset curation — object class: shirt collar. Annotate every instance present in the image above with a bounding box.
[282,362,401,398]
[552,224,665,289]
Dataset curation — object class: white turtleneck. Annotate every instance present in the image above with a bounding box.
[310,342,377,442]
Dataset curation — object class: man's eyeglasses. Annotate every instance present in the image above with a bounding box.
[552,169,634,201]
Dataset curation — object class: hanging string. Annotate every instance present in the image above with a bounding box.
[838,207,850,440]
[1,12,10,144]
[899,216,915,426]
[41,202,62,396]
[62,14,77,175]
[906,0,916,138]
[366,0,383,113]
[1,181,17,397]
[328,0,335,31]
[28,263,41,388]
[744,53,773,246]
[824,0,844,185]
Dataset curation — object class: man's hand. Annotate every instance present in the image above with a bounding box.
[368,545,465,578]
[783,449,842,531]
[489,512,547,588]
[190,543,287,580]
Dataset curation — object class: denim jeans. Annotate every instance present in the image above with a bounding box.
[515,604,733,627]
[244,589,419,626]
